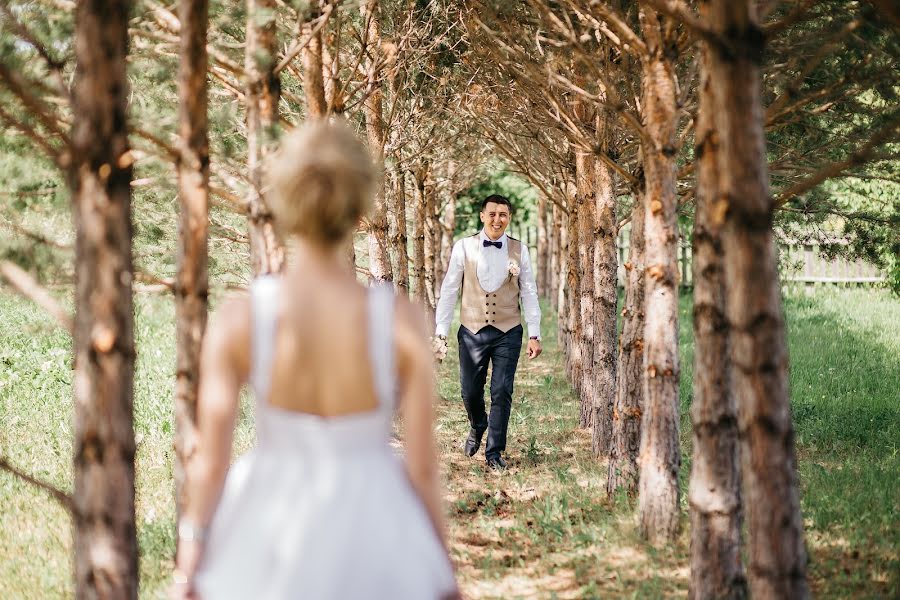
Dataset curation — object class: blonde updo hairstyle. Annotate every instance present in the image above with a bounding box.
[267,120,377,246]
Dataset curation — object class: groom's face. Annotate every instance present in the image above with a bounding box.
[480,202,510,241]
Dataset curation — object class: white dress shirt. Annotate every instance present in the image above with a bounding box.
[434,229,542,339]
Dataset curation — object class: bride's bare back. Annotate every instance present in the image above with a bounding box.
[217,251,430,419]
[267,265,384,416]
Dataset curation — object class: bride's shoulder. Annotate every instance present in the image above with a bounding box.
[203,292,252,372]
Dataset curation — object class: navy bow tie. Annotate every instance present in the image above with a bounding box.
[483,239,502,249]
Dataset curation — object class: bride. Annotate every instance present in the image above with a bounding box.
[173,121,458,599]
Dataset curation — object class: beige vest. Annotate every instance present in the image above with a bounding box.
[460,235,523,333]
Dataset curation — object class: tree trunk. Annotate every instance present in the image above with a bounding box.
[301,2,328,119]
[322,35,344,115]
[591,127,618,458]
[245,0,284,275]
[423,164,437,317]
[550,201,563,315]
[361,0,392,284]
[174,0,209,522]
[607,194,645,498]
[537,194,549,299]
[438,165,456,292]
[70,1,137,596]
[688,27,746,600]
[637,7,681,544]
[564,192,581,388]
[709,1,809,596]
[576,149,596,429]
[388,163,410,295]
[412,165,430,318]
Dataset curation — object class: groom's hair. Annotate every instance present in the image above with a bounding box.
[481,194,513,213]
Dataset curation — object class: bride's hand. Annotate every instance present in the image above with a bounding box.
[171,539,204,600]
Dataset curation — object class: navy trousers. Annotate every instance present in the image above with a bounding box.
[457,324,523,459]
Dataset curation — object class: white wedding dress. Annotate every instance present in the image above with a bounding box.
[194,277,457,599]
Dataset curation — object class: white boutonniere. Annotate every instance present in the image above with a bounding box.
[507,259,520,279]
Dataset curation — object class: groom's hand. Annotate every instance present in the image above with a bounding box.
[527,338,542,359]
[431,335,449,363]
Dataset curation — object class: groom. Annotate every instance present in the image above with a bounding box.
[434,195,542,471]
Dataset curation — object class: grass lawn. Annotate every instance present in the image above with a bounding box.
[0,287,897,598]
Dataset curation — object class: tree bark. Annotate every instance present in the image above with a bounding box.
[70,1,137,596]
[388,163,410,295]
[423,164,438,317]
[438,163,456,292]
[245,0,284,275]
[576,149,596,429]
[637,7,681,544]
[564,190,581,389]
[709,1,809,596]
[321,34,344,115]
[174,0,210,523]
[537,194,549,298]
[412,164,433,323]
[550,201,563,315]
[361,0,392,284]
[591,124,618,458]
[688,24,746,600]
[301,2,328,119]
[607,193,645,498]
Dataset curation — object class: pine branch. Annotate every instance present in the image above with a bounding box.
[0,1,68,96]
[0,104,61,162]
[0,456,74,513]
[587,1,649,56]
[0,61,69,143]
[0,260,73,334]
[274,1,337,75]
[762,0,818,36]
[775,116,900,207]
[2,219,71,250]
[639,0,720,48]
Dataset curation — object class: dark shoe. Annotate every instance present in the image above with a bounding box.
[463,428,484,457]
[486,456,507,471]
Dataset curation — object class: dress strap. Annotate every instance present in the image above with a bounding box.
[367,283,396,411]
[251,275,280,403]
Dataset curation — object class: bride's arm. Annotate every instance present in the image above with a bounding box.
[396,300,448,550]
[174,296,251,592]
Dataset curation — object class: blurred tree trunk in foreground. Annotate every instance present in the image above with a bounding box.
[174,0,210,523]
[688,13,745,596]
[709,0,809,596]
[245,0,284,275]
[70,0,138,596]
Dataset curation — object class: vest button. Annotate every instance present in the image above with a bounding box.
[485,294,489,297]
[493,294,497,297]
[485,319,489,323]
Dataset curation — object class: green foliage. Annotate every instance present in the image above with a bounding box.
[825,175,900,294]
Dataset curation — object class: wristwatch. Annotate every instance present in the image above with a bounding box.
[529,336,540,341]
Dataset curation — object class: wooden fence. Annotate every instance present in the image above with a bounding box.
[509,225,885,287]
